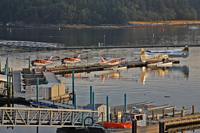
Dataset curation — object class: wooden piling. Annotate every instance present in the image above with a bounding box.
[162,109,165,118]
[192,105,195,114]
[159,121,165,133]
[152,111,154,120]
[132,119,137,133]
[172,108,175,117]
[106,96,109,122]
[124,93,127,113]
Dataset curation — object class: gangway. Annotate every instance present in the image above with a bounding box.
[0,107,98,128]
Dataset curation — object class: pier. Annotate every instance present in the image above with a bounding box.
[0,107,98,128]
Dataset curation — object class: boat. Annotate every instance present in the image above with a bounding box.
[146,46,189,58]
[100,122,132,129]
[99,57,125,66]
[62,55,81,64]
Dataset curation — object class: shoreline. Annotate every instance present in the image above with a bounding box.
[1,20,200,30]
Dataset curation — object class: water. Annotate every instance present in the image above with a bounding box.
[0,26,200,47]
[0,26,200,133]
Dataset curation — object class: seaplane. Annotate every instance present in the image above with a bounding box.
[62,55,81,64]
[146,45,189,58]
[140,48,169,64]
[99,57,126,66]
[31,56,54,66]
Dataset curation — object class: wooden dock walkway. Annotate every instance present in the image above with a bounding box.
[46,61,146,75]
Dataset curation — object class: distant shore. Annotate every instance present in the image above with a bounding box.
[1,20,200,30]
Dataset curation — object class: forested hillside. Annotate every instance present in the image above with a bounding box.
[0,0,200,25]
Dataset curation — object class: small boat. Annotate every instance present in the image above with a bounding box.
[146,46,189,58]
[100,122,132,129]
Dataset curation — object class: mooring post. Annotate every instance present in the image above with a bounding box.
[106,96,109,122]
[92,91,95,110]
[192,105,195,114]
[74,93,77,109]
[159,121,165,133]
[11,68,14,107]
[28,56,31,71]
[36,78,39,103]
[124,93,127,113]
[132,119,137,133]
[152,110,154,120]
[162,109,165,118]
[90,86,93,106]
[72,70,75,106]
[4,57,8,75]
[7,68,11,107]
[172,107,175,117]
[0,61,1,72]
[181,106,185,117]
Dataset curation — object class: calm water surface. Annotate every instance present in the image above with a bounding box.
[0,26,200,133]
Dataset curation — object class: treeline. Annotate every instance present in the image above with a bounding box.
[0,0,200,25]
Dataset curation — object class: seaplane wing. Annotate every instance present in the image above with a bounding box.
[146,46,189,58]
[99,57,125,66]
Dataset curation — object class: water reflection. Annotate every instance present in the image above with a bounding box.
[94,71,121,82]
[139,66,189,85]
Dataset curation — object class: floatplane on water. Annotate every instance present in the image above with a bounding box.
[99,57,126,66]
[146,45,189,58]
[62,55,81,64]
[140,48,176,67]
[32,56,54,66]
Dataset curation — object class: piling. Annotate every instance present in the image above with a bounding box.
[90,86,93,106]
[11,69,14,107]
[28,56,31,71]
[92,91,95,110]
[162,109,165,118]
[124,93,127,113]
[152,111,154,120]
[159,121,165,133]
[172,108,175,117]
[74,93,77,109]
[106,96,109,122]
[192,105,195,114]
[181,106,185,117]
[36,78,39,103]
[72,70,75,106]
[132,119,137,133]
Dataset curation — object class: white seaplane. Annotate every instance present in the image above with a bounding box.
[140,48,175,67]
[146,46,189,58]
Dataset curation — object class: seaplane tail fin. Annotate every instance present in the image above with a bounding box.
[49,56,53,61]
[140,48,148,63]
[100,56,106,62]
[77,54,81,58]
[182,45,189,52]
